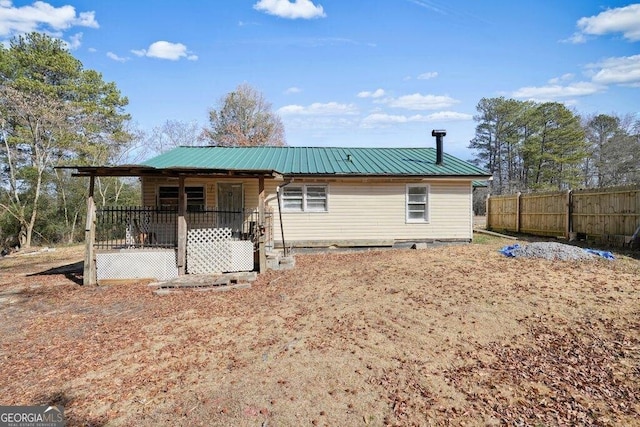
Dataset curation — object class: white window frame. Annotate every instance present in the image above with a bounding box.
[281,184,328,213]
[406,184,430,223]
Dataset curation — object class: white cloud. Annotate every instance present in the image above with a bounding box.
[278,102,358,115]
[357,88,385,98]
[0,1,98,37]
[563,32,587,44]
[282,116,358,130]
[66,31,82,49]
[361,111,471,128]
[384,93,459,110]
[548,73,574,84]
[254,0,326,19]
[573,4,640,42]
[587,54,640,86]
[426,111,473,121]
[132,41,198,61]
[512,81,603,100]
[514,55,640,102]
[75,10,97,27]
[284,86,301,94]
[417,71,438,80]
[362,113,412,127]
[107,51,128,62]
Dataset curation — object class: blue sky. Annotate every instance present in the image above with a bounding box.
[1,0,639,160]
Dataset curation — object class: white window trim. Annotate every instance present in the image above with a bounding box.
[281,184,329,213]
[405,184,430,223]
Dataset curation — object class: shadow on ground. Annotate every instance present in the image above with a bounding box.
[27,261,84,285]
[35,390,107,427]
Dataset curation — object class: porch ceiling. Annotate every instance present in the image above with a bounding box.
[59,165,282,179]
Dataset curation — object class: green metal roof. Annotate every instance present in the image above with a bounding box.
[141,146,491,177]
[472,180,490,188]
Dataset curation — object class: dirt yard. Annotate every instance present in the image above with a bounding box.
[1,239,639,426]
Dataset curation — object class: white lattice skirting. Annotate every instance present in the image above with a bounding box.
[187,228,254,274]
[96,249,178,281]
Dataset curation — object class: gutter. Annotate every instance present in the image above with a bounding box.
[276,180,294,257]
[281,174,492,180]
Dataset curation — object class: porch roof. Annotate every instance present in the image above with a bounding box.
[63,164,281,179]
[141,146,492,179]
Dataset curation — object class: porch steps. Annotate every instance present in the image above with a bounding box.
[149,271,257,295]
[266,251,296,271]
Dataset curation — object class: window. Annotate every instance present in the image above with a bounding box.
[282,186,303,211]
[158,186,205,211]
[406,184,429,222]
[282,185,328,212]
[305,186,328,211]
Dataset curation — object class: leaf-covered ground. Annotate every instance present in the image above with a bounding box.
[1,240,639,426]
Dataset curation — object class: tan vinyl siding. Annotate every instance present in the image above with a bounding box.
[141,177,156,206]
[266,179,473,243]
[142,177,259,209]
[141,177,473,243]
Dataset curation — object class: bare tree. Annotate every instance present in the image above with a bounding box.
[147,119,203,154]
[202,83,286,147]
[0,87,74,247]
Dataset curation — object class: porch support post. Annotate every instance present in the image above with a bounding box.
[258,176,267,273]
[177,175,187,275]
[83,175,97,286]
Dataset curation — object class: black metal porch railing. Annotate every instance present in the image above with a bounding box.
[95,206,272,250]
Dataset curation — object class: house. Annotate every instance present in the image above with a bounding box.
[69,131,492,285]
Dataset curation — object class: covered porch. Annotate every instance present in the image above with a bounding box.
[94,206,273,280]
[66,165,281,285]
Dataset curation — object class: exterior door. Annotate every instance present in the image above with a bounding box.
[217,183,243,233]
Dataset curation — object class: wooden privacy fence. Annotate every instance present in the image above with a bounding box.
[487,185,640,247]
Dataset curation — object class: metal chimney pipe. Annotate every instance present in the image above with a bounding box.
[432,129,446,165]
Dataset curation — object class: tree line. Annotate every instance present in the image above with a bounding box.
[0,33,285,249]
[469,97,640,195]
[0,33,133,248]
[1,33,638,248]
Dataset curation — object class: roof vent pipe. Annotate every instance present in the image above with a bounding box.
[432,129,446,166]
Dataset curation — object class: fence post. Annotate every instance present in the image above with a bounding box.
[486,195,491,230]
[565,189,572,239]
[515,192,521,233]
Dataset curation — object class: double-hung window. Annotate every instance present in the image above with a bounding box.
[158,186,205,211]
[282,185,328,212]
[406,184,429,222]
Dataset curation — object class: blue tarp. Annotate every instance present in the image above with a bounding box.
[583,248,616,260]
[499,244,520,257]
